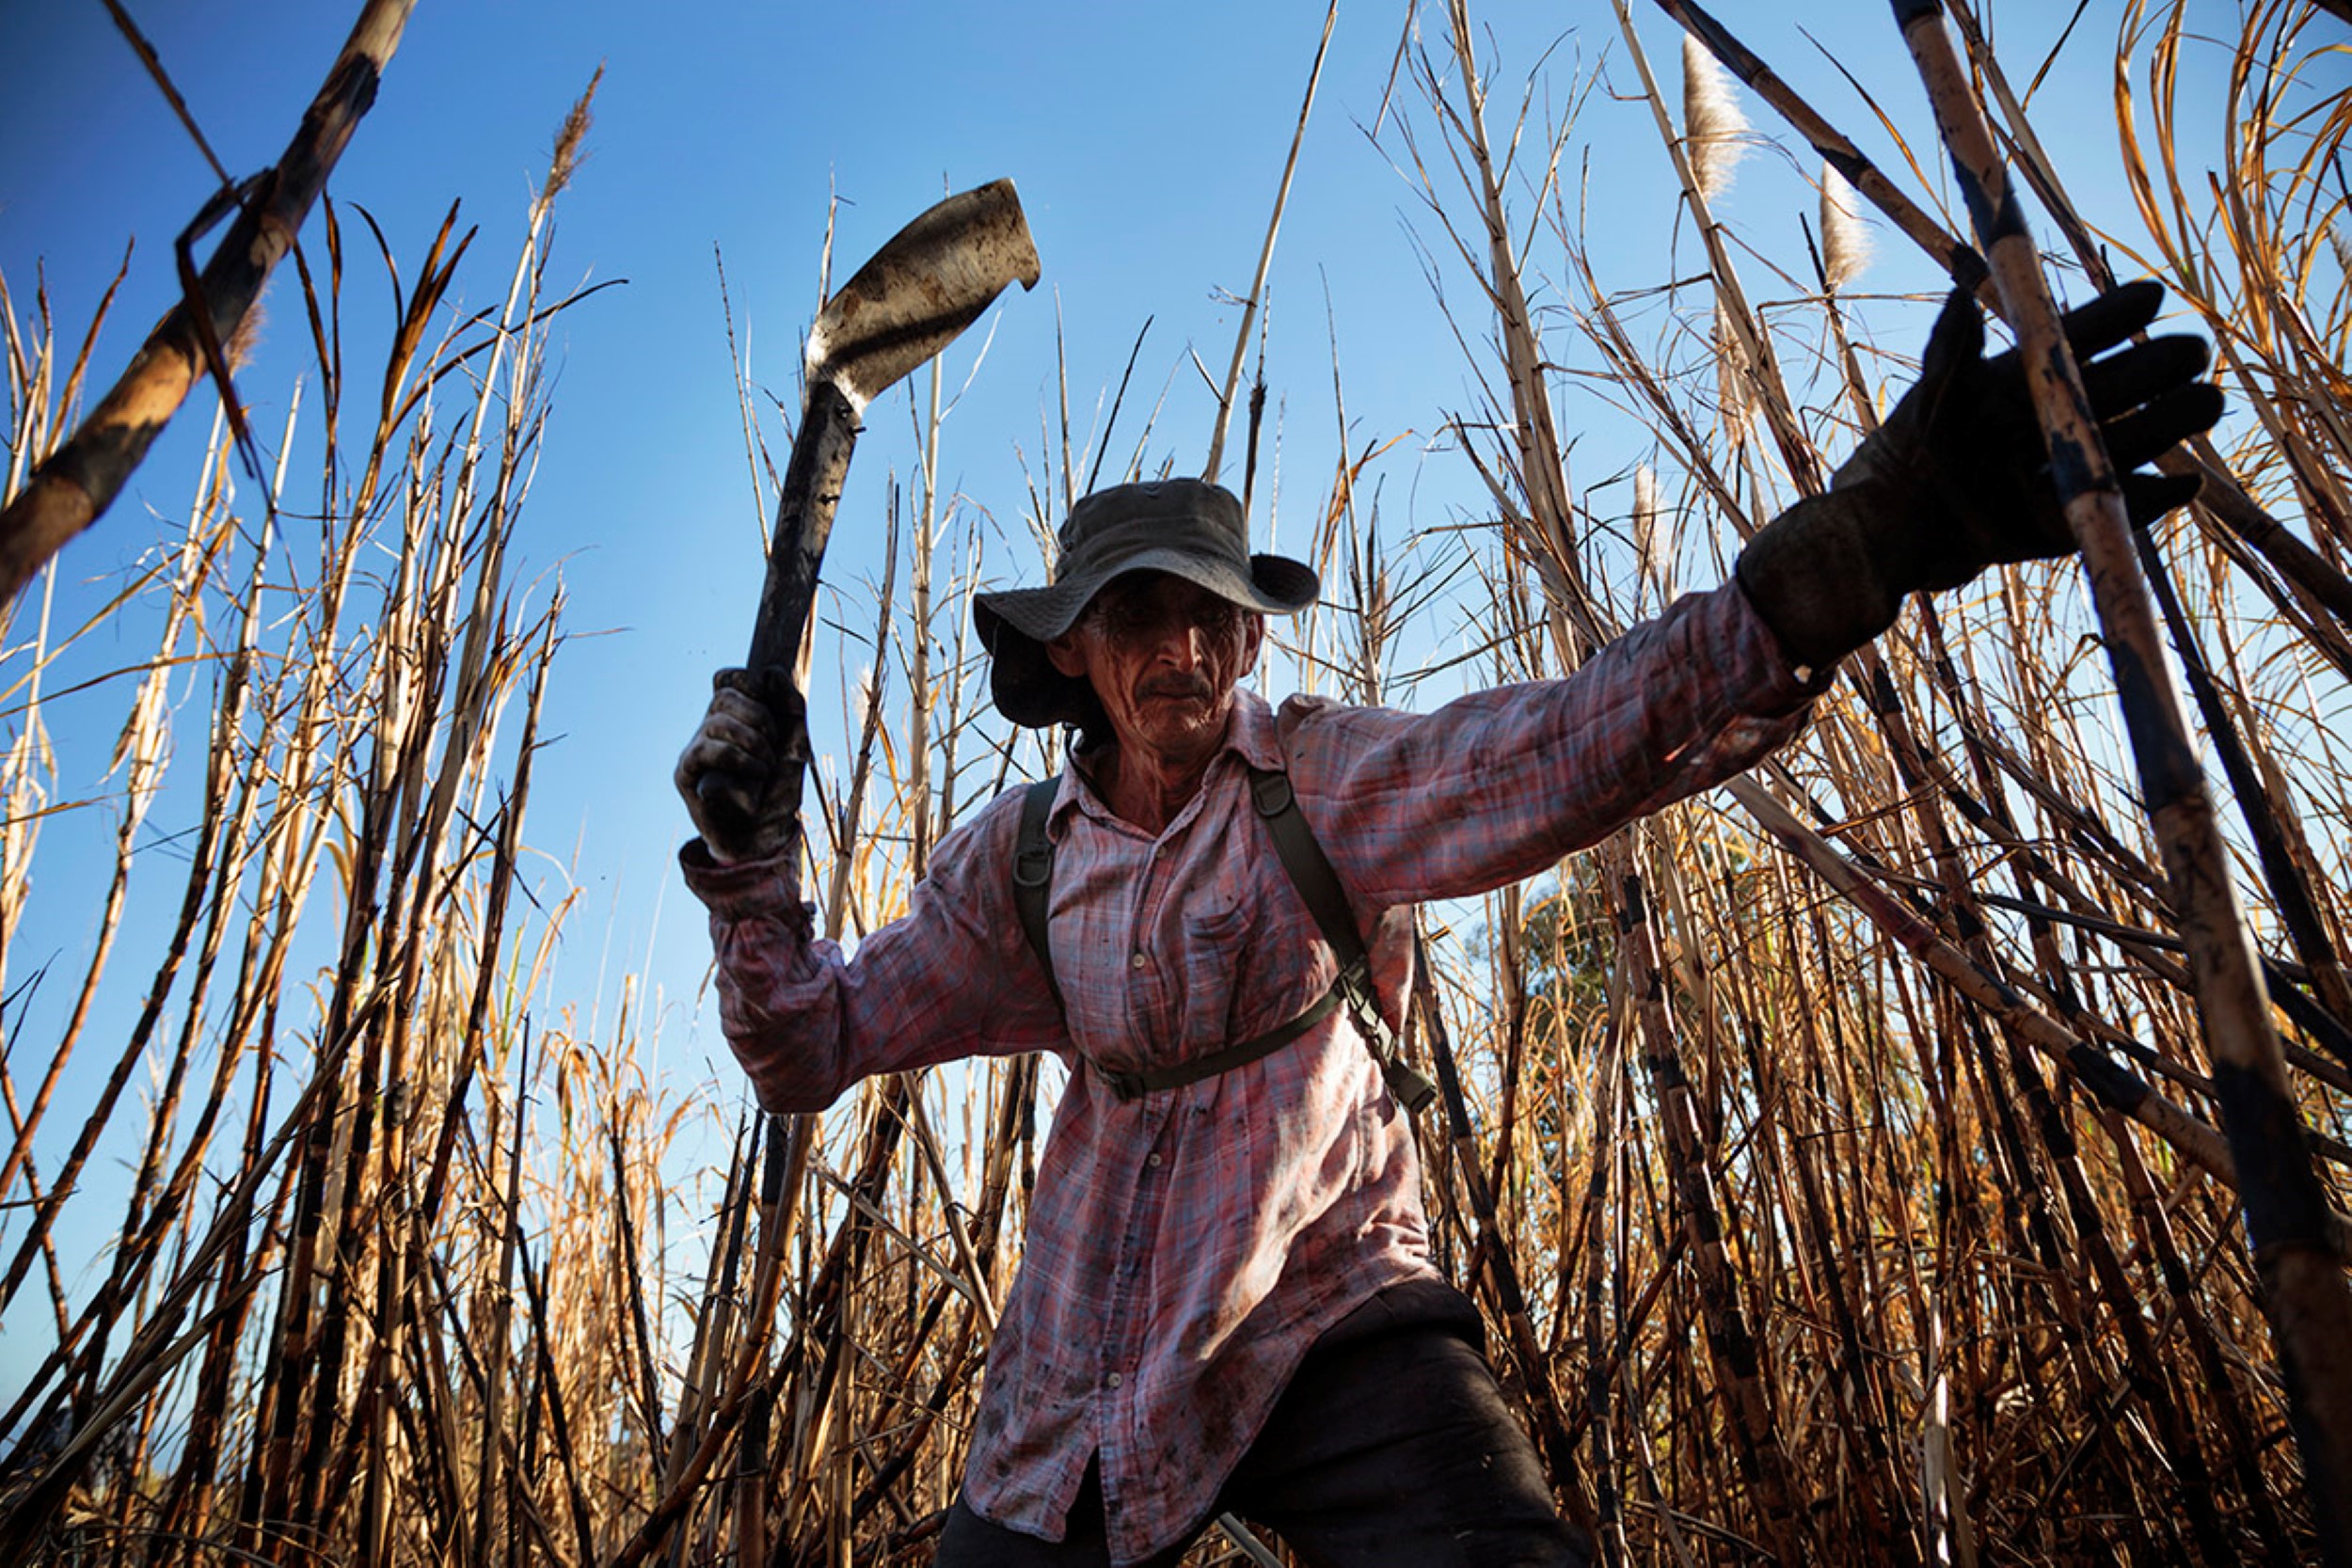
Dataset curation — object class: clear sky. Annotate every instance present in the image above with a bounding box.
[0,0,2281,1386]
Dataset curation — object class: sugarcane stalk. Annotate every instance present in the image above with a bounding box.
[1201,1,1335,486]
[1611,0,1825,498]
[1732,776,2230,1189]
[0,0,416,607]
[1646,0,1987,293]
[1653,0,2352,642]
[1888,7,2352,1558]
[2136,529,2352,1028]
[1411,933,1593,1526]
[606,1112,810,1568]
[1606,848,1808,1560]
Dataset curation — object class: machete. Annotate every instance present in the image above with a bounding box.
[698,178,1041,839]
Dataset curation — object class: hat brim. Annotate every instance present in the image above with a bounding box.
[973,551,1318,728]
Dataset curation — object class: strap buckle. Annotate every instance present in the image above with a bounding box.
[1092,1061,1145,1101]
[1249,768,1295,818]
[1335,954,1381,1019]
[1334,957,1439,1115]
[1381,1058,1440,1116]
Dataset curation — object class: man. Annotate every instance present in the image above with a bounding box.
[675,283,2218,1566]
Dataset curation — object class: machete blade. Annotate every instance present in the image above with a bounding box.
[697,178,1040,847]
[808,178,1041,413]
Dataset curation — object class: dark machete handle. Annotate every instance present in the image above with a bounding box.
[694,180,1039,852]
[694,380,860,846]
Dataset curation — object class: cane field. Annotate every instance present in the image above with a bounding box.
[3,1,2350,1564]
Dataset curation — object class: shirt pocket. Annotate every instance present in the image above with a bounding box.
[1177,890,1261,1054]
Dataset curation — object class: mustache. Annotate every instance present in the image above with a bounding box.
[1137,674,1216,701]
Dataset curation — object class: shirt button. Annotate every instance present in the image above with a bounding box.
[1106,1371,1124,1388]
[1129,951,1146,970]
[1148,1153,1163,1168]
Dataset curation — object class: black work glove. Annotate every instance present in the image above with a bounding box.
[1737,279,2224,671]
[675,667,807,864]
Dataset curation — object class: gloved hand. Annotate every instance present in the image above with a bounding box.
[675,667,806,864]
[1736,279,2224,671]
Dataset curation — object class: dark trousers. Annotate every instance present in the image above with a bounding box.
[934,1299,1590,1567]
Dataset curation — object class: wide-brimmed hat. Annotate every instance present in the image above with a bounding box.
[973,478,1319,728]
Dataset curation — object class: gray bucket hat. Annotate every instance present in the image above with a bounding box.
[973,478,1319,728]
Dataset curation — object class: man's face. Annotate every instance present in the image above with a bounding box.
[1046,572,1265,764]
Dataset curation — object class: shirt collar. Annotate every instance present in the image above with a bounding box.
[1057,686,1283,822]
[1221,687,1284,770]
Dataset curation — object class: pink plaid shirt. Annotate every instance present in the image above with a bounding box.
[682,582,1817,1562]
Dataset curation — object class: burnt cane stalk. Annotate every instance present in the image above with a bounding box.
[1411,932,1594,1531]
[0,0,415,607]
[1653,0,2352,643]
[1889,3,2352,1559]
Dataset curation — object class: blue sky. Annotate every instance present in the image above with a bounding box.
[0,0,2276,1382]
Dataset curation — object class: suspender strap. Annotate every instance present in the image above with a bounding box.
[1245,768,1359,957]
[1012,778,1064,1012]
[1244,766,1439,1115]
[1088,989,1344,1101]
[1007,766,1436,1114]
